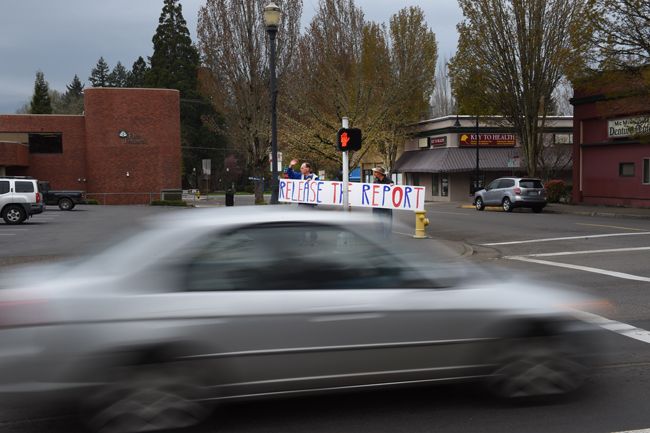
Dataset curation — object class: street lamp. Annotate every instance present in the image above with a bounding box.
[474,114,480,193]
[264,2,281,204]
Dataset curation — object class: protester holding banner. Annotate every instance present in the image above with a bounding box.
[286,159,319,181]
[372,167,394,238]
[286,159,319,207]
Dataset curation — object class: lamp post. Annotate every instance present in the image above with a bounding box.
[475,114,480,193]
[264,2,281,204]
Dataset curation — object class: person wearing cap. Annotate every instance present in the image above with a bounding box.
[372,167,394,238]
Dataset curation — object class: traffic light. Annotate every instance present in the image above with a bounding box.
[336,128,362,151]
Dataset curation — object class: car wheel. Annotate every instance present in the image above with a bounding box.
[532,206,543,213]
[59,198,74,211]
[2,205,27,225]
[486,336,586,399]
[84,362,210,433]
[475,197,485,211]
[502,197,513,212]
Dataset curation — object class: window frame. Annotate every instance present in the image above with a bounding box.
[182,222,438,293]
[619,162,635,177]
[14,181,35,193]
[28,133,63,154]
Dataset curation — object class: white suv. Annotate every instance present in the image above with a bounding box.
[0,177,45,224]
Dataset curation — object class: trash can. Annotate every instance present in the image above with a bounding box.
[225,189,235,207]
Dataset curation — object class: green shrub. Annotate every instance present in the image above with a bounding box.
[150,200,188,207]
[544,179,565,203]
[85,199,100,205]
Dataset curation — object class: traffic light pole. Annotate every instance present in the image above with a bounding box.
[342,117,350,212]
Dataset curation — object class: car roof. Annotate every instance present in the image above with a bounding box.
[146,206,374,230]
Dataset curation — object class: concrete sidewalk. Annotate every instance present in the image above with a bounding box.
[455,201,650,219]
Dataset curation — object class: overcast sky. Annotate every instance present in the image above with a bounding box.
[0,0,462,114]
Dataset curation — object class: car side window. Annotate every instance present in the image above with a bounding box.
[185,223,417,292]
[0,181,9,195]
[15,181,34,193]
[486,180,500,190]
[498,179,515,189]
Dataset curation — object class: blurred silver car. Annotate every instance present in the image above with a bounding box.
[0,207,601,432]
[474,177,547,213]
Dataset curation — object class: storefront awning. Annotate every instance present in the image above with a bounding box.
[393,148,527,173]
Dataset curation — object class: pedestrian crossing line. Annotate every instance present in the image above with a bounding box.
[505,256,650,283]
[482,231,650,246]
[573,310,650,345]
[509,246,650,258]
[576,223,648,232]
[611,428,650,433]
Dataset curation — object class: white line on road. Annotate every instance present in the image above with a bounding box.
[0,233,17,236]
[482,232,650,246]
[574,311,650,344]
[509,246,650,258]
[505,256,650,282]
[611,429,650,433]
[576,223,648,232]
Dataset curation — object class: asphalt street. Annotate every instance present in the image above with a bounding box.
[2,202,650,433]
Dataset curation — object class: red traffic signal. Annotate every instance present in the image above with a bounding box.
[336,128,362,151]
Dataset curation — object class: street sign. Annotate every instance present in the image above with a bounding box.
[202,159,212,175]
[269,151,283,172]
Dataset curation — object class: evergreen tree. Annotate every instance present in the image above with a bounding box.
[66,74,84,98]
[107,61,129,87]
[62,75,85,114]
[127,56,149,87]
[30,71,52,114]
[147,0,226,189]
[89,57,110,87]
[146,0,199,96]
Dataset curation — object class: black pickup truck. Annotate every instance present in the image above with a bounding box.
[38,181,86,210]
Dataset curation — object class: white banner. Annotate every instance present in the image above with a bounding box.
[278,179,425,211]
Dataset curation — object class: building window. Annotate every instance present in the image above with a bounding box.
[644,159,650,184]
[411,173,420,186]
[619,162,635,177]
[28,133,62,154]
[431,174,439,196]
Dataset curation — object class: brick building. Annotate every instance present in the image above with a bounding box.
[0,88,181,204]
[571,68,650,207]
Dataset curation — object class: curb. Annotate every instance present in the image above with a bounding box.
[459,204,503,212]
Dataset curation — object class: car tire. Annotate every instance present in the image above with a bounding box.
[58,198,74,211]
[486,336,587,400]
[2,205,27,225]
[475,197,485,211]
[502,197,513,212]
[532,206,543,213]
[83,361,211,433]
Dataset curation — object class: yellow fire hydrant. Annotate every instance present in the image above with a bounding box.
[195,190,201,200]
[414,210,429,239]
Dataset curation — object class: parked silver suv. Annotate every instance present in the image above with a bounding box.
[0,177,44,224]
[474,177,546,213]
